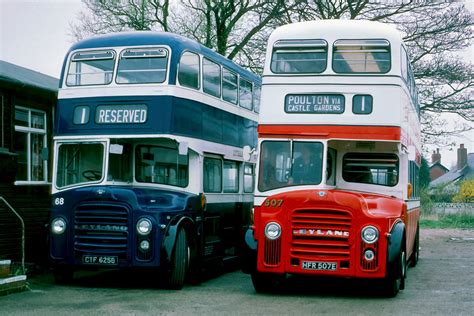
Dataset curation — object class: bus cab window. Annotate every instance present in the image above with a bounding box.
[56,143,105,188]
[108,143,132,182]
[290,142,323,185]
[258,141,291,192]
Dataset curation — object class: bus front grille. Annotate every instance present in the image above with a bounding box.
[264,237,281,266]
[290,209,352,261]
[74,203,129,258]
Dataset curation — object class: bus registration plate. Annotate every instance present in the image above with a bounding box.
[82,255,118,265]
[302,261,337,271]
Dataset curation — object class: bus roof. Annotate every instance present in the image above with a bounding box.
[268,19,403,47]
[63,31,260,83]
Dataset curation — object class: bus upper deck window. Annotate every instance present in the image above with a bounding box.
[333,39,391,74]
[239,78,253,110]
[223,67,238,104]
[271,39,327,74]
[203,58,221,98]
[178,51,200,89]
[116,48,168,84]
[66,50,115,86]
[253,85,261,113]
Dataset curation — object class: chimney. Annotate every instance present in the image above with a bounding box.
[457,144,468,170]
[431,148,441,164]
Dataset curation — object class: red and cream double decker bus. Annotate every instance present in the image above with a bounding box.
[243,20,421,296]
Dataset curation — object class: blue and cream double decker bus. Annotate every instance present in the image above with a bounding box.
[49,32,260,289]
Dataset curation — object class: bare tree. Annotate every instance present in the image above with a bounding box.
[70,0,171,40]
[279,0,474,146]
[71,0,473,146]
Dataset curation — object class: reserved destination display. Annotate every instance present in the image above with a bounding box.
[285,94,345,114]
[96,104,148,124]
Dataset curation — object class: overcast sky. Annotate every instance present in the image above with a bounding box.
[0,0,83,78]
[0,0,472,168]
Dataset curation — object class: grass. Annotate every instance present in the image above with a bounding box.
[420,213,474,229]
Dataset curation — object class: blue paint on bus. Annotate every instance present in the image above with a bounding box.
[59,31,260,88]
[55,95,257,148]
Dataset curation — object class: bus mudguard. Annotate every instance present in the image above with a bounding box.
[162,216,194,264]
[387,221,405,265]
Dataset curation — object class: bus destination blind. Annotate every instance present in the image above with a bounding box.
[285,94,344,114]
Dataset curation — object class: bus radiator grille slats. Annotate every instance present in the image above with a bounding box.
[264,237,281,266]
[290,209,352,260]
[360,241,379,271]
[73,203,129,258]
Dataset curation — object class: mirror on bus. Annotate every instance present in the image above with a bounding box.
[178,142,188,156]
[110,144,124,155]
[243,145,253,161]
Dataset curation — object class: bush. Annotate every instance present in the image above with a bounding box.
[452,179,474,203]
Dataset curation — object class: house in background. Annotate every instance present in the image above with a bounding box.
[429,148,449,181]
[0,60,58,268]
[429,144,474,199]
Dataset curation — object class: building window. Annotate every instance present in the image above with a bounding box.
[14,106,48,183]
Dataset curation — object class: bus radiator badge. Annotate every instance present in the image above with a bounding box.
[317,191,327,198]
[96,188,107,196]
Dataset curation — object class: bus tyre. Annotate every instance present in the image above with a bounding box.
[384,247,406,297]
[165,228,188,290]
[53,267,73,285]
[251,272,282,293]
[409,225,420,267]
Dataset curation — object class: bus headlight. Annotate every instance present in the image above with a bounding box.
[364,249,375,261]
[361,225,379,244]
[51,217,66,235]
[139,240,150,251]
[136,218,152,236]
[264,222,281,240]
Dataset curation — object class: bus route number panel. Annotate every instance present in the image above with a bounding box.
[285,94,345,114]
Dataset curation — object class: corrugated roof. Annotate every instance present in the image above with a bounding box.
[0,60,58,92]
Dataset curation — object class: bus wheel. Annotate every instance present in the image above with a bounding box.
[53,267,73,285]
[409,225,420,267]
[165,228,188,290]
[251,272,283,293]
[383,247,406,297]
